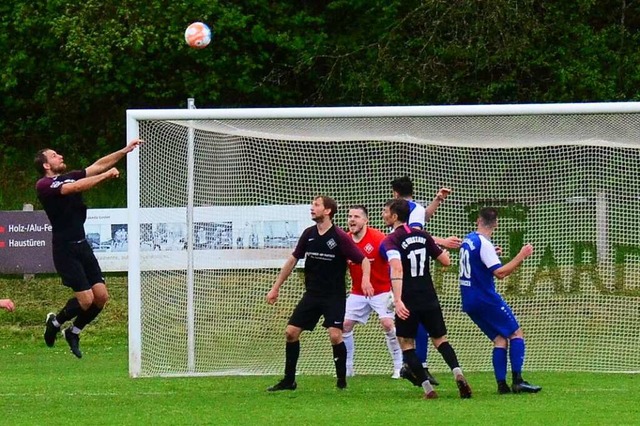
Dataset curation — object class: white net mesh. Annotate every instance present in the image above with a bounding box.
[130,110,640,377]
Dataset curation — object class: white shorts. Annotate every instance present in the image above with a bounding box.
[345,292,395,324]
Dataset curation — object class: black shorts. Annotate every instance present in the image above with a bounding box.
[396,304,447,340]
[288,293,346,331]
[52,239,105,292]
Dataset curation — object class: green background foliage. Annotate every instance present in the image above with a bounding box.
[2,1,640,209]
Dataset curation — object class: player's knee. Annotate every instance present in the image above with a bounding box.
[493,335,508,348]
[285,325,301,342]
[94,293,109,308]
[328,328,343,345]
[510,328,524,339]
[78,298,93,311]
[380,318,394,332]
[343,320,355,333]
[431,336,447,348]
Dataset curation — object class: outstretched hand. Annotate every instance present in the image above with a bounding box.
[440,236,462,249]
[123,138,143,154]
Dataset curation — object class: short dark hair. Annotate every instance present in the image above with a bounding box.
[385,198,409,223]
[34,149,50,176]
[348,204,369,218]
[391,175,414,197]
[479,207,498,228]
[316,195,338,219]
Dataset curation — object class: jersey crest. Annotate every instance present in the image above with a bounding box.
[326,238,337,249]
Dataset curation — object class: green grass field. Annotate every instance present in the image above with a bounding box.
[1,275,639,425]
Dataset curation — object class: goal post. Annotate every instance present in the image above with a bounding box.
[127,102,640,378]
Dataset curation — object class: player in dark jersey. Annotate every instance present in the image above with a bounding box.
[391,176,462,386]
[381,198,471,399]
[266,195,371,391]
[35,138,142,358]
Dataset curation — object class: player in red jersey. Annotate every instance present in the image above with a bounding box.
[343,205,403,378]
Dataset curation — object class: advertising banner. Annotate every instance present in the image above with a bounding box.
[0,205,313,273]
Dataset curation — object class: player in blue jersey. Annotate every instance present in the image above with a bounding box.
[266,195,371,391]
[391,176,461,386]
[381,198,472,400]
[459,207,541,394]
[35,139,142,358]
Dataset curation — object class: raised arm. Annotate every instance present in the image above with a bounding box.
[85,138,142,177]
[425,187,451,222]
[494,244,534,279]
[60,168,120,195]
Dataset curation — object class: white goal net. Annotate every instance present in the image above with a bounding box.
[127,103,640,377]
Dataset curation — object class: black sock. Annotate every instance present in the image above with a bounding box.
[284,341,300,383]
[56,298,82,325]
[403,349,429,383]
[332,342,347,380]
[436,341,461,370]
[73,304,103,330]
[512,371,523,384]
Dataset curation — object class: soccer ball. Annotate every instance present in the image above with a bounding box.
[185,22,212,49]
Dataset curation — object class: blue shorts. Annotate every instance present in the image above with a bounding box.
[465,302,519,341]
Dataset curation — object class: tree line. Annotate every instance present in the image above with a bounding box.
[1,0,639,209]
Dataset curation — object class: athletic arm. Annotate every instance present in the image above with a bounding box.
[433,235,462,249]
[494,244,534,279]
[267,255,298,304]
[436,249,451,267]
[85,138,142,177]
[359,258,373,296]
[425,187,451,222]
[388,258,409,320]
[60,168,119,195]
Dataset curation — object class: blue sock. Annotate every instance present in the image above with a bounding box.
[509,338,525,380]
[492,347,508,382]
[415,324,428,365]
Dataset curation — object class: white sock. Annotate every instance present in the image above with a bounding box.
[71,326,81,335]
[52,319,61,328]
[421,380,434,394]
[452,367,463,378]
[343,330,354,369]
[384,328,403,369]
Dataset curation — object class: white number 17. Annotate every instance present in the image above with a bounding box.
[407,248,426,277]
